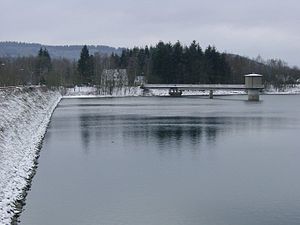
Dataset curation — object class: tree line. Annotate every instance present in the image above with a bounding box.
[101,41,231,85]
[0,41,299,87]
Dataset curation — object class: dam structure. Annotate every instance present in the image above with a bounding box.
[142,74,264,101]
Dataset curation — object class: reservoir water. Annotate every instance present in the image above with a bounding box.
[20,95,300,225]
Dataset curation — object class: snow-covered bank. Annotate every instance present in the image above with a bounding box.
[64,86,246,98]
[149,89,246,96]
[64,84,300,98]
[0,87,61,224]
[264,84,300,94]
[64,86,143,98]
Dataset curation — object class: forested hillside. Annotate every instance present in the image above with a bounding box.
[0,42,123,59]
[112,41,231,85]
[226,54,300,87]
[0,41,299,87]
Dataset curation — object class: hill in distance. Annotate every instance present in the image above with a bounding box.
[1,41,299,85]
[0,41,124,60]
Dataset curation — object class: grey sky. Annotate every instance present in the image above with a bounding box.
[1,0,300,66]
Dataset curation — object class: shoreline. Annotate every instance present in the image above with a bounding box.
[10,97,61,225]
[62,92,300,99]
[0,87,61,225]
[63,85,300,98]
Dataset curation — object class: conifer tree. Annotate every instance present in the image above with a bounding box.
[35,47,52,84]
[78,45,94,85]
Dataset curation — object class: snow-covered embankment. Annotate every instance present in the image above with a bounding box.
[64,86,246,97]
[64,84,300,98]
[64,86,143,98]
[0,87,61,224]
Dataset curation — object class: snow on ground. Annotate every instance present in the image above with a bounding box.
[148,89,246,96]
[0,87,61,225]
[64,86,143,98]
[64,86,246,98]
[64,84,300,98]
[264,84,300,94]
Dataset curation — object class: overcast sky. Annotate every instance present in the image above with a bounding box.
[1,0,300,66]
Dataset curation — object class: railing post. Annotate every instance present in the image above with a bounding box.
[209,90,213,99]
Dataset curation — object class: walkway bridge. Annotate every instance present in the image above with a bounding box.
[141,74,264,101]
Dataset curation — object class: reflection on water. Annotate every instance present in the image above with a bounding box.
[78,114,286,154]
[79,115,91,153]
[20,96,300,225]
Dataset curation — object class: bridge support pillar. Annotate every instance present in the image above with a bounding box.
[209,90,213,99]
[247,89,260,101]
[142,88,149,96]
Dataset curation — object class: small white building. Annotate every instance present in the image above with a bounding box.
[101,69,128,87]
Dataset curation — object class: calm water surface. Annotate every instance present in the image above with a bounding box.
[20,95,300,225]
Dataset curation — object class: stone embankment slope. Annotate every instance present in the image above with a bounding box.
[0,87,61,224]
